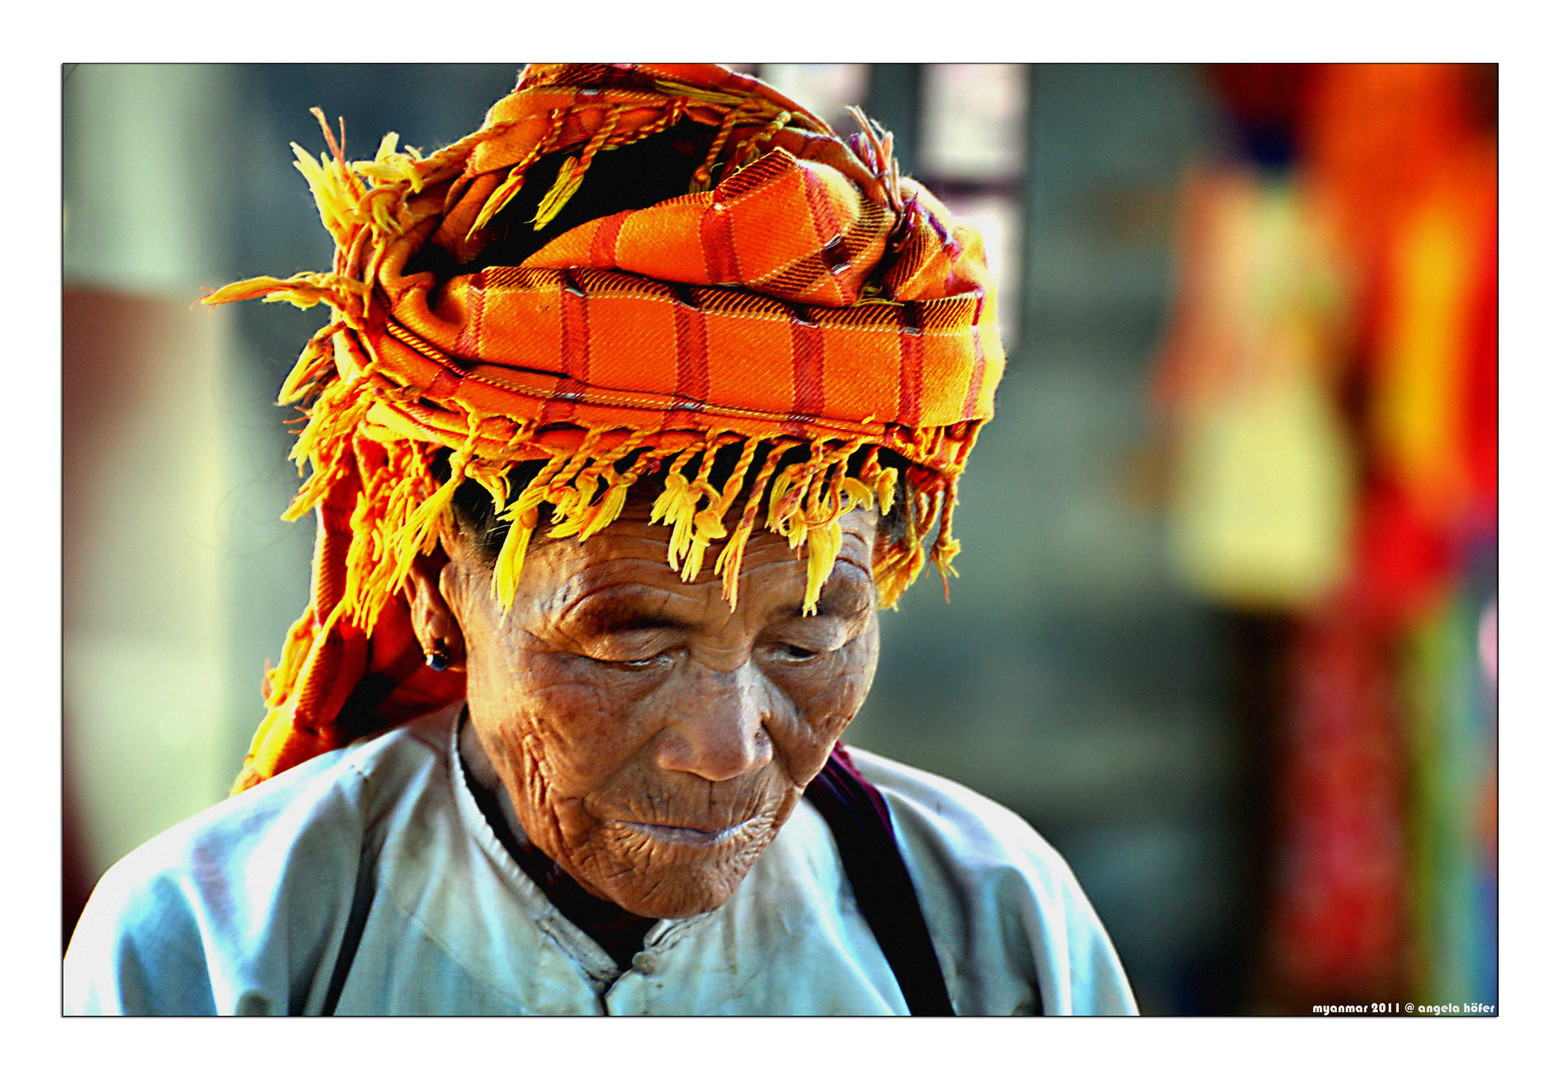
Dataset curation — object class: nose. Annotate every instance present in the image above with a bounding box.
[653,661,775,782]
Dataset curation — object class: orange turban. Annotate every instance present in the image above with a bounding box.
[207,63,1006,794]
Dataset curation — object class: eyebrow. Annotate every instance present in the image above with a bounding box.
[764,574,873,622]
[563,593,697,637]
[559,572,872,636]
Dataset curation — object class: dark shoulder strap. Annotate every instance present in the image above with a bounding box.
[803,743,956,1016]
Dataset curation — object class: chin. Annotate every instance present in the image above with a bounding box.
[585,822,778,920]
[612,880,741,921]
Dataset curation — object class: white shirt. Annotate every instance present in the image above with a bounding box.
[64,706,1137,1015]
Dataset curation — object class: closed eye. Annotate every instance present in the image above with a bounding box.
[763,615,853,665]
[572,646,677,671]
[611,652,675,670]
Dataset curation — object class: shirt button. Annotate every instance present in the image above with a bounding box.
[632,953,658,975]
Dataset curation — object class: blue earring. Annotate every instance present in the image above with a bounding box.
[426,642,451,672]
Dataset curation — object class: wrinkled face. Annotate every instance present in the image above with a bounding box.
[426,502,881,920]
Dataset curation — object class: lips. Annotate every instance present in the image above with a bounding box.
[616,819,756,847]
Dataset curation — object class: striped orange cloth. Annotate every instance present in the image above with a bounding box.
[206,64,1006,794]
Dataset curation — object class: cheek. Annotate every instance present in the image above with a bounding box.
[764,631,879,781]
[466,643,650,797]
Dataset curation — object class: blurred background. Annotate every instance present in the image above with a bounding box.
[62,63,1496,1016]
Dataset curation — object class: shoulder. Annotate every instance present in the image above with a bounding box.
[844,744,1073,891]
[92,708,454,902]
[64,710,457,1015]
[842,744,1138,1016]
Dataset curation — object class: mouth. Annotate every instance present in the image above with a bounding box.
[616,819,754,847]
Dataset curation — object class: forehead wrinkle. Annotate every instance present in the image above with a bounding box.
[537,562,684,628]
[762,565,876,623]
[519,507,879,626]
[751,529,877,622]
[557,584,692,640]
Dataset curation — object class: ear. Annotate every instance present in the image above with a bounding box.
[405,544,468,673]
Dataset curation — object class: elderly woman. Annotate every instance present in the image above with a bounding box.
[64,64,1135,1016]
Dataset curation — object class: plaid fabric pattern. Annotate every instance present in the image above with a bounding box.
[207,64,1006,793]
